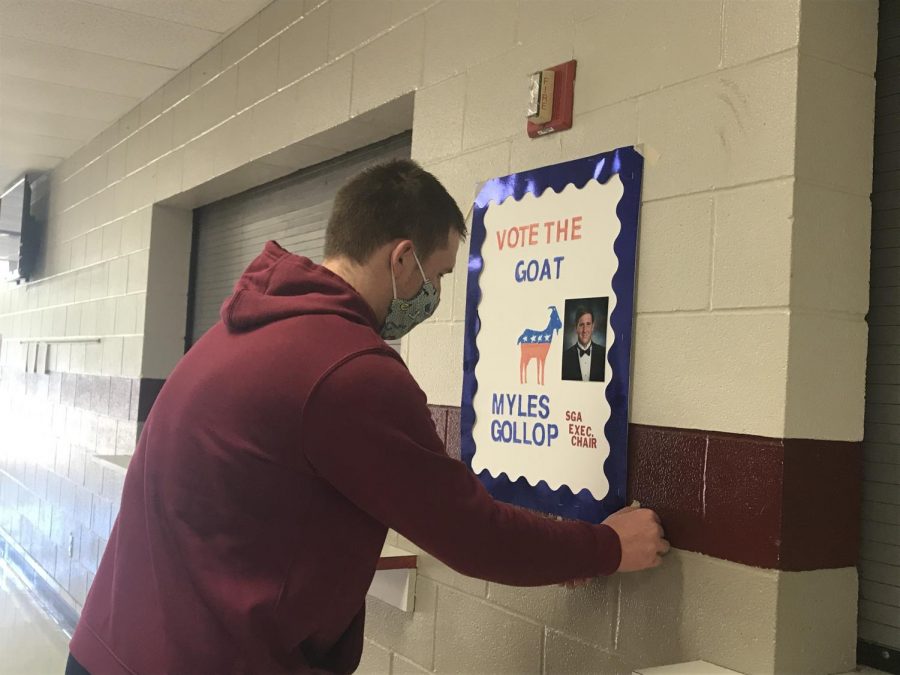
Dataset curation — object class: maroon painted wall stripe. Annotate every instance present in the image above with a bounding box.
[431,405,861,572]
[14,367,855,574]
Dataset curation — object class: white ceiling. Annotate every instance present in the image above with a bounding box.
[0,0,273,194]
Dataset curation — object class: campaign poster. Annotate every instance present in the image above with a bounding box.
[461,147,643,523]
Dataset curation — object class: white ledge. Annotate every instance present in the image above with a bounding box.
[91,454,131,473]
[368,543,418,612]
[634,662,742,675]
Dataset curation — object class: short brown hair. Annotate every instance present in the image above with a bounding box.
[325,159,467,263]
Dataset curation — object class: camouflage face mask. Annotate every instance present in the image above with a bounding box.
[380,250,439,340]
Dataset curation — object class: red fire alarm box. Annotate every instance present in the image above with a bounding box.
[527,60,576,138]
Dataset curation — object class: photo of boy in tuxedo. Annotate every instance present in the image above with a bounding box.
[561,298,608,383]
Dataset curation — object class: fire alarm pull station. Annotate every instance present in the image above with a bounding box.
[527,60,576,138]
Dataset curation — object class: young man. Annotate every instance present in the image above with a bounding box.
[68,160,667,674]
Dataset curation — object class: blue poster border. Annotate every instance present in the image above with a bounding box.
[460,146,643,523]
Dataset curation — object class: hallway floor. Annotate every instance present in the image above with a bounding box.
[0,559,69,675]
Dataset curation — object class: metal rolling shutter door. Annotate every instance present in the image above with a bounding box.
[860,0,900,659]
[189,132,411,346]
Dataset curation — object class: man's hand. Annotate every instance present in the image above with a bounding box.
[602,505,670,572]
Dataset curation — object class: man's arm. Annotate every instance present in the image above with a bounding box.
[300,351,621,586]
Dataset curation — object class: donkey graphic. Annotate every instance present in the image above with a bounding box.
[516,305,562,385]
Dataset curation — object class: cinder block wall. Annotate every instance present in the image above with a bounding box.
[0,1,877,673]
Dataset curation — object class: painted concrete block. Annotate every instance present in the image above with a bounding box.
[222,14,261,69]
[796,54,875,196]
[722,0,800,68]
[637,193,713,313]
[545,628,630,675]
[630,312,790,438]
[785,313,867,442]
[799,0,877,75]
[712,179,793,309]
[351,16,424,117]
[638,53,797,202]
[365,576,437,670]
[328,0,393,60]
[573,0,722,115]
[433,586,542,674]
[422,0,517,86]
[792,181,871,315]
[260,0,308,43]
[236,40,279,112]
[411,74,466,165]
[276,7,329,89]
[487,576,617,650]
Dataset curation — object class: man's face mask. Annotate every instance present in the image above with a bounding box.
[380,250,439,340]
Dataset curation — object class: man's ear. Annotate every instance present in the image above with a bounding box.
[389,239,415,275]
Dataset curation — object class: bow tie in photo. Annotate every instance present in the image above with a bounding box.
[578,346,591,358]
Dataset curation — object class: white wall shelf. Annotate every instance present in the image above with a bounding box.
[368,543,417,612]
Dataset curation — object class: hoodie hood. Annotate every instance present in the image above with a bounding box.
[221,241,380,333]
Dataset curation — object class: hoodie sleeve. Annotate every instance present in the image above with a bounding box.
[300,350,621,586]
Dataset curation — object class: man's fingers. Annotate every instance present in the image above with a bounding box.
[604,503,670,573]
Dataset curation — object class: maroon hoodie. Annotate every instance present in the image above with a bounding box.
[70,241,621,674]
